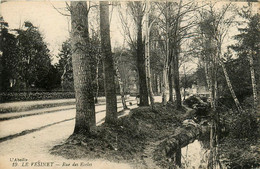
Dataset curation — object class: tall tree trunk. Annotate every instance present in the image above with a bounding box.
[210,65,216,110]
[137,15,149,106]
[248,50,258,110]
[203,37,215,110]
[162,67,168,105]
[208,122,215,169]
[157,74,161,94]
[145,5,155,108]
[204,60,213,108]
[212,58,218,111]
[114,60,128,109]
[162,3,169,105]
[168,63,173,103]
[220,61,243,113]
[154,73,158,95]
[183,65,187,100]
[214,68,218,109]
[152,71,155,94]
[173,50,182,109]
[94,59,100,103]
[70,1,96,135]
[207,51,217,111]
[100,1,118,124]
[61,59,69,92]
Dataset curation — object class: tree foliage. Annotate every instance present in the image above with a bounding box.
[0,16,19,91]
[231,7,260,97]
[0,19,55,91]
[56,39,73,91]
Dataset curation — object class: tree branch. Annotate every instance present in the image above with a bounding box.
[48,0,70,16]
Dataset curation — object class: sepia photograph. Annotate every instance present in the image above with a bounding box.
[0,0,259,168]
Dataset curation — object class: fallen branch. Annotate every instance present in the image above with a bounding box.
[155,120,201,161]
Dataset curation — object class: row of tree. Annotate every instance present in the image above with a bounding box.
[0,18,60,91]
[1,1,258,136]
[68,1,259,135]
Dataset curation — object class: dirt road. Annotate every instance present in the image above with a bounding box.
[0,97,138,169]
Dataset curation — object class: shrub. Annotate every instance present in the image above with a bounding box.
[183,96,201,108]
[0,91,75,103]
[228,111,259,139]
[184,96,210,117]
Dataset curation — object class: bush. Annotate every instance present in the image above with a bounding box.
[217,100,260,168]
[219,112,259,168]
[183,96,201,108]
[227,111,259,139]
[0,91,75,103]
[219,138,260,169]
[183,95,210,117]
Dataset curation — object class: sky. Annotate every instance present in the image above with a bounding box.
[1,1,70,62]
[0,1,125,64]
[0,0,258,70]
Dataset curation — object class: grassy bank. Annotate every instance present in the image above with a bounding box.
[0,101,76,114]
[50,103,192,168]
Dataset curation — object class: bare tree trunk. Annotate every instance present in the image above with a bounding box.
[183,65,187,100]
[157,74,161,94]
[248,51,258,110]
[94,59,100,103]
[162,67,168,105]
[154,73,158,95]
[137,14,149,106]
[214,67,218,109]
[114,60,128,109]
[61,58,69,92]
[151,71,154,92]
[154,74,157,95]
[146,62,155,107]
[212,57,218,111]
[204,60,213,108]
[208,122,214,169]
[100,1,118,124]
[173,50,182,109]
[202,37,215,110]
[168,63,174,103]
[207,53,217,111]
[220,61,243,113]
[162,3,169,105]
[145,4,155,108]
[70,1,96,135]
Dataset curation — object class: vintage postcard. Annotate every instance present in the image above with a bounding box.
[0,0,259,169]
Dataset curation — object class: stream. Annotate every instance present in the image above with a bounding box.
[180,114,225,169]
[180,120,226,169]
[181,140,210,169]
